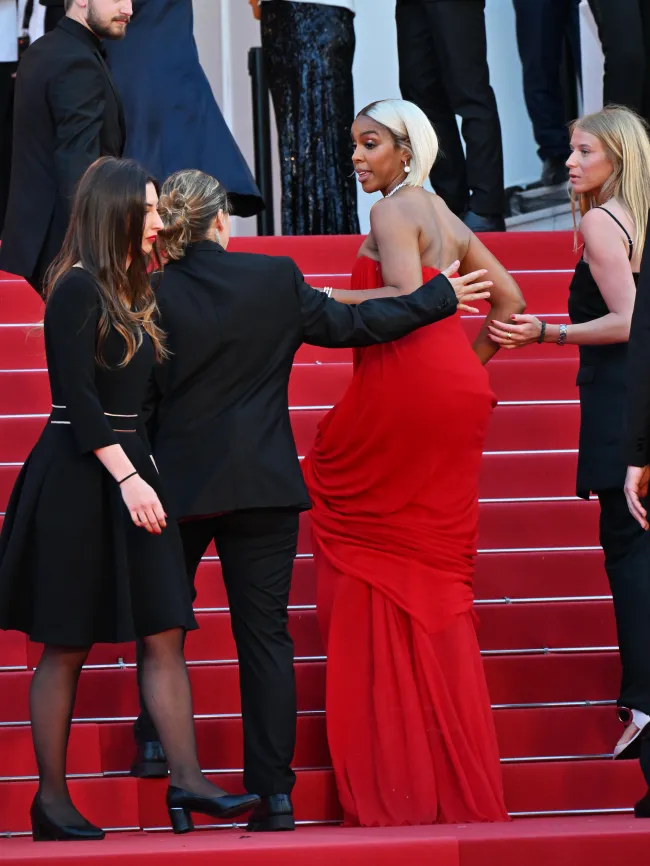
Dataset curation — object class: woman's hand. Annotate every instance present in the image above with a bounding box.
[120,474,167,534]
[442,262,492,314]
[625,465,650,530]
[488,314,543,349]
[249,0,261,20]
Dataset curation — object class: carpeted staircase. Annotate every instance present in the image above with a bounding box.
[1,231,649,863]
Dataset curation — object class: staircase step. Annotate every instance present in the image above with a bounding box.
[191,549,609,610]
[0,403,582,466]
[8,600,616,671]
[0,358,580,414]
[0,653,622,724]
[0,704,622,780]
[0,760,644,834]
[0,451,581,513]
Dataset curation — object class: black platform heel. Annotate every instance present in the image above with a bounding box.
[30,796,105,842]
[166,785,261,834]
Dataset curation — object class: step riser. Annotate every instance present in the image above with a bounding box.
[0,705,624,779]
[0,599,618,672]
[0,359,581,413]
[0,451,581,512]
[0,653,622,724]
[0,500,602,557]
[0,761,644,834]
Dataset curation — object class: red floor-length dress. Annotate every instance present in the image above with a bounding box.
[301,257,509,826]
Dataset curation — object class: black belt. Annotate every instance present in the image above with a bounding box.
[49,405,139,433]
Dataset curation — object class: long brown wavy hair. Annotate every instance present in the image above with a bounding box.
[44,157,167,366]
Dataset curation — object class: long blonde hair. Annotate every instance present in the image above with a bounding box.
[357,99,439,188]
[571,105,650,257]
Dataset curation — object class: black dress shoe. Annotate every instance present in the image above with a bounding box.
[462,210,506,233]
[130,740,170,779]
[30,796,105,842]
[635,789,650,817]
[246,794,295,832]
[166,785,261,834]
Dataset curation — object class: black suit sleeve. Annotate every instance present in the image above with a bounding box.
[293,262,458,348]
[625,229,650,466]
[47,55,106,210]
[45,273,119,455]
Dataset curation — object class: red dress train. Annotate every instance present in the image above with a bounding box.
[301,257,509,826]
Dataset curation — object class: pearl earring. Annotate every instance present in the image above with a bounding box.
[403,162,411,174]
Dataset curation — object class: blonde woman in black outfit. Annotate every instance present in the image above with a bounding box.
[489,106,650,816]
[129,168,494,831]
[0,158,259,841]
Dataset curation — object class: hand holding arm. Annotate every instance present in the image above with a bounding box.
[490,209,635,350]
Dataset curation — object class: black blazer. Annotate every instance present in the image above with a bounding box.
[0,17,125,284]
[149,241,457,518]
[625,220,650,467]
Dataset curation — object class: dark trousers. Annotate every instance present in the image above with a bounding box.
[589,0,650,123]
[513,0,579,161]
[598,490,650,716]
[0,62,17,238]
[44,6,65,32]
[135,508,299,796]
[396,0,505,217]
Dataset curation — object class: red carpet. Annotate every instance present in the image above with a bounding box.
[1,231,649,861]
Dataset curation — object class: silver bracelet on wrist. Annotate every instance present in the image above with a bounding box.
[557,323,568,346]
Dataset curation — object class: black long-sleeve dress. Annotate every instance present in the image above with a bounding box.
[0,268,197,646]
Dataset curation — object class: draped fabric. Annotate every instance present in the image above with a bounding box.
[302,257,508,826]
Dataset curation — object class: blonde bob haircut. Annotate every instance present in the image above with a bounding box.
[357,99,439,188]
[571,105,650,257]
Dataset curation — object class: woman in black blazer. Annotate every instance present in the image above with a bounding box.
[130,168,493,831]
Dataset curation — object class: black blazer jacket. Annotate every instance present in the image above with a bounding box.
[0,18,125,282]
[149,241,458,518]
[625,217,650,467]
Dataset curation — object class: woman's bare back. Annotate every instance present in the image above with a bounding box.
[357,188,471,272]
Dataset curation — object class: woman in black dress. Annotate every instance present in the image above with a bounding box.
[0,157,258,841]
[488,106,650,816]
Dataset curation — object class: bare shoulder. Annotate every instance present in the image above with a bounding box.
[369,192,420,232]
[580,206,632,259]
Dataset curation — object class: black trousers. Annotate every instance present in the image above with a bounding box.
[396,0,505,217]
[135,508,299,796]
[512,0,579,161]
[589,0,650,123]
[598,490,650,717]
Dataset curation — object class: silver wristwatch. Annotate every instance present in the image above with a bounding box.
[557,324,568,346]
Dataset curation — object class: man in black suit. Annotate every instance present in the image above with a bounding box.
[0,0,130,292]
[395,0,506,231]
[41,0,66,32]
[127,201,490,829]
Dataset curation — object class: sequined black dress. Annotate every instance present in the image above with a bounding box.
[261,1,360,235]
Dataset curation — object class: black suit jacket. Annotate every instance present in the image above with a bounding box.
[0,17,125,284]
[625,217,650,466]
[149,241,458,518]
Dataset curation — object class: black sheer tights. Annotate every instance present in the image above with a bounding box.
[30,629,227,825]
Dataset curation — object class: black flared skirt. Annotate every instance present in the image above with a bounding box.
[0,424,197,646]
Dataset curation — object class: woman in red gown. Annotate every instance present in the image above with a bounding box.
[302,99,525,826]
